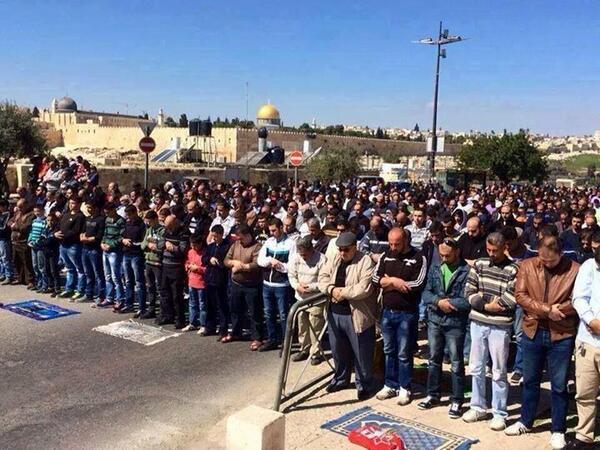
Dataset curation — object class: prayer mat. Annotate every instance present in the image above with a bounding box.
[1,300,79,321]
[93,319,181,346]
[322,406,477,450]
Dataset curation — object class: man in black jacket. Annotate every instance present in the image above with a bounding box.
[373,227,427,406]
[80,200,106,304]
[56,197,86,300]
[119,205,146,314]
[201,224,231,337]
[157,215,189,328]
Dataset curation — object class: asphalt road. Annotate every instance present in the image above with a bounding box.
[0,284,282,450]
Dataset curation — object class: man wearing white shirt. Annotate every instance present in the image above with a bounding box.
[571,252,600,449]
[210,201,235,238]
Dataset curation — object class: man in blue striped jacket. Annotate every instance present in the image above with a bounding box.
[461,232,519,432]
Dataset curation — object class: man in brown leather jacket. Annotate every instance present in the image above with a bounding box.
[505,235,579,450]
[9,199,35,287]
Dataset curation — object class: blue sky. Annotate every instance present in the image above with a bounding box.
[1,0,599,135]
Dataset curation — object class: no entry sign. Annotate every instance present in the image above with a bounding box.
[139,136,156,153]
[290,150,303,167]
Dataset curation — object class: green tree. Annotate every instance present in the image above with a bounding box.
[306,148,360,182]
[298,122,311,131]
[456,130,547,183]
[164,116,177,127]
[375,127,384,139]
[0,101,46,197]
[32,106,40,118]
[179,113,188,128]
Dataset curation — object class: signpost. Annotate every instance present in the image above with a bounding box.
[138,122,157,191]
[289,150,303,188]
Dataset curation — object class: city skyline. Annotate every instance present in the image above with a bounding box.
[1,0,599,135]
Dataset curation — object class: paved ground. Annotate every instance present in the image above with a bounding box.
[0,284,282,450]
[2,283,594,450]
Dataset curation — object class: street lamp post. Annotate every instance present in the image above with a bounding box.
[414,21,466,179]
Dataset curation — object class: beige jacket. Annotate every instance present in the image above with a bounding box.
[318,250,378,333]
[288,250,327,301]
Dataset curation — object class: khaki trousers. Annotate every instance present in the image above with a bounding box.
[575,340,600,443]
[297,304,325,355]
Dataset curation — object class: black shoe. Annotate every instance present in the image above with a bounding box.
[174,322,186,330]
[292,350,309,362]
[357,389,374,401]
[50,291,59,298]
[311,355,324,366]
[140,311,156,320]
[133,311,142,319]
[155,317,174,326]
[325,382,349,394]
[118,306,134,314]
[510,372,523,384]
[258,340,279,352]
[448,402,462,419]
[417,396,440,410]
[565,437,596,449]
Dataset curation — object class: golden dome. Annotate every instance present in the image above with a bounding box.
[257,103,280,120]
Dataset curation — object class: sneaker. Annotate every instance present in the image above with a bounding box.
[505,421,530,436]
[417,396,440,410]
[489,416,506,431]
[118,306,134,314]
[376,386,398,401]
[71,292,85,301]
[181,324,199,332]
[550,433,566,450]
[510,372,523,384]
[397,388,412,406]
[58,290,73,299]
[50,291,59,298]
[462,408,488,423]
[448,402,462,419]
[140,311,156,319]
[292,350,309,362]
[0,278,11,285]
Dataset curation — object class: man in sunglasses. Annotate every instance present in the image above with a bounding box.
[419,237,471,418]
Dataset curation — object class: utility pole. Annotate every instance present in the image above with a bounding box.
[414,22,466,179]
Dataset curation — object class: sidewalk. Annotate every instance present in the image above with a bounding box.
[198,353,561,449]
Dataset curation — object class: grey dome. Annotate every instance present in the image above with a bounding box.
[56,96,77,112]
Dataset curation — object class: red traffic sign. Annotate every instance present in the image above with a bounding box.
[289,150,303,167]
[139,136,156,153]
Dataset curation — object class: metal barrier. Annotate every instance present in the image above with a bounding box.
[273,292,334,411]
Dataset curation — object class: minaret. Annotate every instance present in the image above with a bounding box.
[51,98,58,113]
[157,108,165,126]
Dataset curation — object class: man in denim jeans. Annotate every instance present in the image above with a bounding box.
[0,199,14,284]
[99,202,125,308]
[505,236,579,450]
[462,232,519,432]
[257,218,295,352]
[80,201,106,304]
[419,237,471,418]
[56,197,86,300]
[373,227,427,406]
[119,205,146,315]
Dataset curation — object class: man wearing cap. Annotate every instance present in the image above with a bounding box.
[373,227,427,406]
[318,231,378,400]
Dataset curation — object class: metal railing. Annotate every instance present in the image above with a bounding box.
[273,292,334,412]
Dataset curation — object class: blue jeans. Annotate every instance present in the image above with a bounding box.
[381,308,418,390]
[60,243,86,294]
[122,253,146,310]
[31,248,48,290]
[263,284,291,343]
[103,251,124,303]
[82,247,106,302]
[469,321,510,419]
[188,287,205,327]
[512,306,524,374]
[327,309,375,392]
[520,330,574,432]
[427,320,466,402]
[0,239,13,279]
